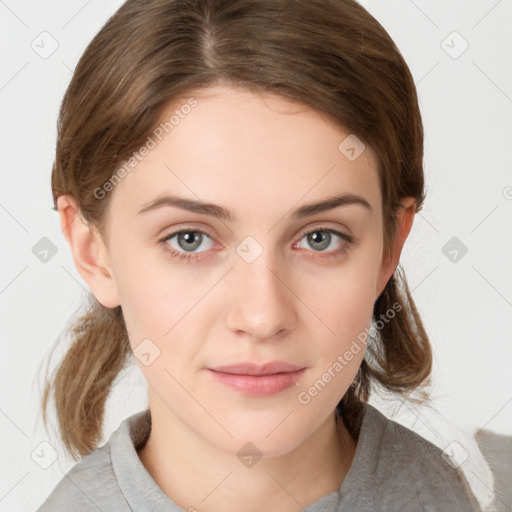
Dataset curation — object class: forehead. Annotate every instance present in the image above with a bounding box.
[108,85,380,224]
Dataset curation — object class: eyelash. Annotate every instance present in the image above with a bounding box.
[159,227,353,263]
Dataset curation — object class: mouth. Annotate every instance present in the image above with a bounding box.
[207,361,306,396]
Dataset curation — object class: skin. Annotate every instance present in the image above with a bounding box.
[57,84,415,512]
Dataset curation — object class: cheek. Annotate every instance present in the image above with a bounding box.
[329,285,376,341]
[306,257,380,339]
[318,289,372,375]
[298,250,380,391]
[108,243,173,341]
[297,286,373,410]
[111,250,217,369]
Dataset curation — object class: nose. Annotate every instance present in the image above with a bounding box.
[224,250,298,342]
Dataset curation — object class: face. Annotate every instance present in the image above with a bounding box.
[94,84,396,457]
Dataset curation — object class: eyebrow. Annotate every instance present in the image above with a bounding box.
[137,192,372,221]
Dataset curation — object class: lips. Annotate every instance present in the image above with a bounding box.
[207,361,306,396]
[209,361,304,376]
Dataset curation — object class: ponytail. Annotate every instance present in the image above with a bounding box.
[41,294,131,460]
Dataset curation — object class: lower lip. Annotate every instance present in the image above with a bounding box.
[207,368,306,396]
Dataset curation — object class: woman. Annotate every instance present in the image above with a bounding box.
[38,0,481,510]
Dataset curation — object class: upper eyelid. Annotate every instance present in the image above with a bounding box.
[161,224,349,237]
[161,225,352,247]
[161,219,352,236]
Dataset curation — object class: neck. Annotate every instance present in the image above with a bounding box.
[137,406,357,512]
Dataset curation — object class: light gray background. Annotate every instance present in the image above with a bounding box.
[1,1,511,510]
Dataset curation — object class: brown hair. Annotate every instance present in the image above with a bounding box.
[42,0,431,460]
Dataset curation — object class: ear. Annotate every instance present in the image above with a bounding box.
[57,194,121,308]
[375,197,416,299]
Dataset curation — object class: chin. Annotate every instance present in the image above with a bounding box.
[215,433,304,461]
[207,412,314,459]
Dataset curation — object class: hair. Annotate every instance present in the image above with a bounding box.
[42,0,432,461]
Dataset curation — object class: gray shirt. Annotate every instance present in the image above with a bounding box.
[36,403,480,511]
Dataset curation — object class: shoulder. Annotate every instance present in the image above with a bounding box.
[36,444,129,511]
[342,403,481,511]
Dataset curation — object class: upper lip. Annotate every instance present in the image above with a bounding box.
[208,362,305,376]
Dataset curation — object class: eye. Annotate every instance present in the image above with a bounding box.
[159,229,215,262]
[159,226,353,263]
[293,227,352,258]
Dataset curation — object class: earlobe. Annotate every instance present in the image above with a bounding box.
[56,194,121,308]
[375,197,417,298]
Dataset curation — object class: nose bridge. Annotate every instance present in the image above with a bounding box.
[225,241,297,340]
